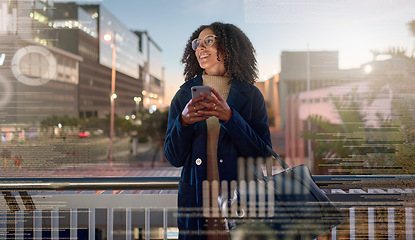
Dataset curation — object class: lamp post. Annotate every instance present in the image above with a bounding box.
[306,44,313,173]
[104,33,117,162]
[133,97,141,114]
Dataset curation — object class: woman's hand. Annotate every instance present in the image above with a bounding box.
[181,96,209,126]
[198,87,232,122]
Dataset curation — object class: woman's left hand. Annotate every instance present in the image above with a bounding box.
[198,87,232,122]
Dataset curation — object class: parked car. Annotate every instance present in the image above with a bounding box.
[78,131,91,138]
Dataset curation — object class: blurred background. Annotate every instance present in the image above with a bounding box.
[0,1,414,239]
[0,0,413,176]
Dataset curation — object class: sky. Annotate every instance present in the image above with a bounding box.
[71,0,415,104]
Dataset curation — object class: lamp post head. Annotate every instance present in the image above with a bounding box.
[364,65,372,74]
[103,33,112,42]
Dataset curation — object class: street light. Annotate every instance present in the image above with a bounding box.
[364,65,372,74]
[134,96,141,114]
[104,32,117,162]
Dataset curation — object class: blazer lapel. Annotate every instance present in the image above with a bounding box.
[218,79,250,142]
[227,79,250,114]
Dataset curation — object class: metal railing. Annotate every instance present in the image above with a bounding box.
[0,175,414,240]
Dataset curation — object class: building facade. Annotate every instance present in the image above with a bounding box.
[284,55,414,174]
[133,31,165,110]
[278,51,350,129]
[52,3,165,119]
[0,0,165,142]
[0,0,81,128]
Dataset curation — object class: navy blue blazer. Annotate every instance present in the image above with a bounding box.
[164,73,272,239]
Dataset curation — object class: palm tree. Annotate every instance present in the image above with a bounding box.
[302,90,369,174]
[302,78,415,174]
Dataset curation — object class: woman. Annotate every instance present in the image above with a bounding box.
[164,22,272,240]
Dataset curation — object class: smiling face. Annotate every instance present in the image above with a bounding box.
[195,28,226,76]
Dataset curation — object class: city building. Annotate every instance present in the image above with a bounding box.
[133,30,165,111]
[0,0,81,141]
[255,75,285,156]
[52,3,164,119]
[258,51,367,167]
[255,74,281,129]
[0,0,165,141]
[284,54,414,173]
[278,51,356,129]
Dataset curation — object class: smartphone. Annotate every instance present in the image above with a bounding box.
[191,86,211,101]
[191,86,211,112]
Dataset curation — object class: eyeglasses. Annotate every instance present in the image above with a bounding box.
[191,35,217,51]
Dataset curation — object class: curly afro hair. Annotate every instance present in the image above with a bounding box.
[181,22,258,84]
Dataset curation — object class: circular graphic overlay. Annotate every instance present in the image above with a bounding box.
[11,45,57,86]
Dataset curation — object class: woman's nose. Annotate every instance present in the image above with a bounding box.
[197,45,205,51]
[197,41,206,50]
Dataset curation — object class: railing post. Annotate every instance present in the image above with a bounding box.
[51,208,59,240]
[34,210,42,240]
[0,211,6,239]
[163,208,168,240]
[89,208,95,240]
[331,226,337,240]
[70,208,77,240]
[406,207,413,240]
[107,208,114,240]
[388,208,395,240]
[145,208,150,240]
[368,207,375,240]
[349,207,355,240]
[15,210,24,240]
[126,208,131,240]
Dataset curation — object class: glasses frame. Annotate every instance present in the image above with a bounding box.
[191,35,217,51]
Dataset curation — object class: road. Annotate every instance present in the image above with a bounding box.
[0,136,180,178]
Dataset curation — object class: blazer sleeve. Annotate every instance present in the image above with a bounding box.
[220,87,272,158]
[164,90,194,167]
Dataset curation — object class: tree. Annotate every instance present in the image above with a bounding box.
[407,20,415,57]
[302,90,372,174]
[40,115,137,137]
[302,76,415,174]
[40,115,80,128]
[40,115,80,137]
[136,110,169,167]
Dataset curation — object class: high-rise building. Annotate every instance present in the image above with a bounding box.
[278,51,355,129]
[259,51,364,164]
[51,3,165,118]
[0,0,81,127]
[133,31,164,110]
[0,0,165,142]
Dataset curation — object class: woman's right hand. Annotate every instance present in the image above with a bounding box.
[181,96,209,126]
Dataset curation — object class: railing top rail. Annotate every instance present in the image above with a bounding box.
[0,175,414,191]
[313,175,415,189]
[0,176,181,191]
